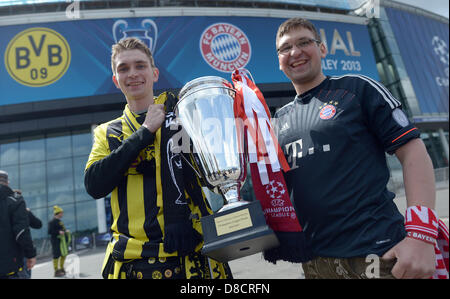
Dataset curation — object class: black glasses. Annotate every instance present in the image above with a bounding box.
[277,38,321,55]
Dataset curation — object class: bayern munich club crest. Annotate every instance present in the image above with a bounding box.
[319,104,336,120]
[200,23,251,73]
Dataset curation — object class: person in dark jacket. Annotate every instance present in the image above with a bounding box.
[12,190,44,231]
[14,189,42,279]
[0,170,37,279]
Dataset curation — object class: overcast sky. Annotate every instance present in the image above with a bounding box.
[393,0,449,18]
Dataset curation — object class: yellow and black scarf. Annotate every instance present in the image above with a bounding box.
[116,92,207,256]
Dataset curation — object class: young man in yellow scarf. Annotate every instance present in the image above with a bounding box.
[85,37,232,279]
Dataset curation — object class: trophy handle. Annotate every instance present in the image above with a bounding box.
[178,152,202,179]
[170,116,202,179]
[178,152,220,194]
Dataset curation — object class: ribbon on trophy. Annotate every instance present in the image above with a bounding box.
[231,68,311,264]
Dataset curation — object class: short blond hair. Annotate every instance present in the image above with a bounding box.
[111,37,155,73]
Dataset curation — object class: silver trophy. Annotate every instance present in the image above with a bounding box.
[176,76,246,212]
[174,76,279,262]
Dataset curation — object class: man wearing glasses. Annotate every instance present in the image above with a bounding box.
[272,18,438,279]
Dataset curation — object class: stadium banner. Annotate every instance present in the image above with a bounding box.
[385,7,449,116]
[0,0,354,10]
[0,16,378,105]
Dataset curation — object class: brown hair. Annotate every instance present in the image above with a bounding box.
[276,18,321,48]
[111,37,155,73]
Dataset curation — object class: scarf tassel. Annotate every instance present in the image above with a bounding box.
[164,222,203,256]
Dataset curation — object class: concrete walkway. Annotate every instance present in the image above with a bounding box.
[31,188,448,279]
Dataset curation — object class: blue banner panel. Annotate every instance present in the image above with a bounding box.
[252,0,353,9]
[385,7,449,115]
[0,16,378,105]
[0,0,354,10]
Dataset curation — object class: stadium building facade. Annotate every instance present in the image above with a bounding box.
[0,0,448,248]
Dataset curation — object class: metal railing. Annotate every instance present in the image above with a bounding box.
[34,232,111,259]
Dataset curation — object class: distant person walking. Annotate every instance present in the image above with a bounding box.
[48,205,70,277]
[0,170,37,279]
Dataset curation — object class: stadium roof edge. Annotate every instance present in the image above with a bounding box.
[0,6,369,27]
[382,0,448,23]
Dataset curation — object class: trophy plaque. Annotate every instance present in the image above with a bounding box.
[174,76,279,262]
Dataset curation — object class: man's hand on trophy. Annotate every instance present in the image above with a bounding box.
[143,103,165,133]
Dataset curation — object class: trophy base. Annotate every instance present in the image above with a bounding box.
[200,200,279,262]
[217,199,250,212]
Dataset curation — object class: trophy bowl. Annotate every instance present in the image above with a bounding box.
[174,76,279,262]
[176,76,247,212]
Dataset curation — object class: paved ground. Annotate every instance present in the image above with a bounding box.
[31,188,448,279]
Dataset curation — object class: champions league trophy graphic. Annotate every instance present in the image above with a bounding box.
[113,19,158,54]
[174,76,279,262]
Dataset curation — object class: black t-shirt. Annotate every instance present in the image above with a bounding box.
[48,217,65,240]
[273,75,420,258]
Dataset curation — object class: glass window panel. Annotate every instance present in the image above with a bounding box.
[422,131,440,169]
[376,62,387,84]
[46,133,71,160]
[386,63,396,85]
[73,156,91,202]
[0,138,19,166]
[75,200,98,232]
[368,24,380,42]
[20,135,45,163]
[72,130,93,157]
[1,129,105,238]
[374,41,385,59]
[47,159,74,207]
[29,207,48,241]
[0,164,19,190]
[20,162,47,209]
[430,132,447,168]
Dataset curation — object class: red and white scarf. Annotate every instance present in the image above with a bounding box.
[231,69,311,264]
[433,219,449,279]
[405,206,449,279]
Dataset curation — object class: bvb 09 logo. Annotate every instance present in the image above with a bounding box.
[5,27,71,87]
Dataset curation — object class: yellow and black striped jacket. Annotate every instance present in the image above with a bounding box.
[85,92,213,261]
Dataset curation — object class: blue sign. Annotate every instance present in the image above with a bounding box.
[0,0,355,10]
[253,0,353,10]
[0,16,378,106]
[386,7,449,116]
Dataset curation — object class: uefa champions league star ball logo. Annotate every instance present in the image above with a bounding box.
[432,36,449,66]
[200,23,251,73]
[265,180,286,207]
[432,36,449,87]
